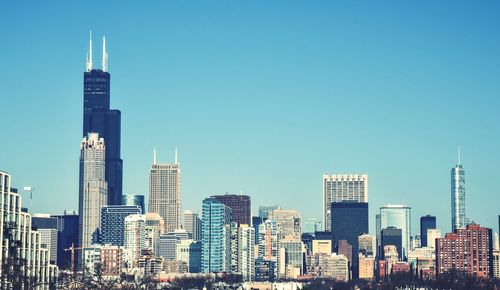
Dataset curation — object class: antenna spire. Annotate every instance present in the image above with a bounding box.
[175,147,178,164]
[86,30,93,71]
[458,145,461,165]
[102,36,108,72]
[153,147,157,165]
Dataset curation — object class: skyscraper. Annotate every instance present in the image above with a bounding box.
[78,133,107,249]
[268,209,302,240]
[323,174,368,231]
[149,149,181,233]
[122,194,145,213]
[184,210,202,241]
[212,194,251,226]
[451,155,466,232]
[124,214,146,268]
[381,227,403,260]
[420,215,436,247]
[101,205,142,246]
[52,210,79,269]
[82,32,122,206]
[201,198,232,273]
[379,205,411,260]
[330,202,368,278]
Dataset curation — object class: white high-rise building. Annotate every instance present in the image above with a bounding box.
[124,214,146,268]
[149,149,181,233]
[451,155,466,232]
[426,229,441,249]
[79,133,108,249]
[145,213,164,256]
[323,174,368,231]
[184,210,202,240]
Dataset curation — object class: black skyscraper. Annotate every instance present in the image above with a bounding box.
[82,35,123,205]
[381,226,402,259]
[420,215,436,247]
[331,201,368,279]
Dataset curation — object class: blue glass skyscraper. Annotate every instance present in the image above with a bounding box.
[451,155,466,232]
[82,33,123,206]
[201,198,232,273]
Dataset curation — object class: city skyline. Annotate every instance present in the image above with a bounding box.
[1,1,500,236]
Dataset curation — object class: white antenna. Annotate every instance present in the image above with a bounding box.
[153,147,157,165]
[86,30,93,71]
[102,36,108,72]
[458,145,461,165]
[175,147,178,164]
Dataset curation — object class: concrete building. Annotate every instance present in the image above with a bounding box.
[149,150,181,233]
[184,210,202,240]
[318,253,349,282]
[323,174,368,231]
[124,214,146,268]
[278,239,304,279]
[358,234,376,257]
[145,213,164,256]
[358,253,374,280]
[258,220,281,262]
[268,209,301,240]
[78,133,108,250]
[426,229,441,249]
[312,240,332,256]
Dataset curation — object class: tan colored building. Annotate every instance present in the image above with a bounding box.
[358,254,374,280]
[312,240,332,256]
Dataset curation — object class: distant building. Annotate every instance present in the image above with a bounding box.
[358,234,376,257]
[149,151,181,233]
[255,258,276,282]
[176,239,202,273]
[358,254,374,280]
[451,159,466,232]
[337,240,353,272]
[201,198,232,273]
[101,244,124,277]
[278,239,304,279]
[268,209,301,240]
[312,240,332,256]
[101,205,142,246]
[323,174,368,231]
[124,214,146,268]
[379,205,411,260]
[32,214,58,264]
[420,215,436,247]
[122,194,145,213]
[78,133,108,250]
[426,229,441,249]
[184,210,202,240]
[227,223,255,281]
[493,250,500,278]
[213,194,251,226]
[318,253,349,282]
[331,201,368,278]
[145,213,165,256]
[258,220,281,262]
[436,224,493,277]
[52,210,79,269]
[381,227,402,260]
[258,205,279,220]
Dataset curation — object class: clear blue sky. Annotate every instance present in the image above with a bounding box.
[1,1,499,235]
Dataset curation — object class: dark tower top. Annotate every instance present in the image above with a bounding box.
[82,69,123,205]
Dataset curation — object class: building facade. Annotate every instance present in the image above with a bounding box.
[451,162,466,232]
[323,174,368,231]
[420,215,436,247]
[184,210,202,241]
[379,205,411,260]
[268,209,301,240]
[213,194,251,226]
[149,156,181,233]
[78,133,108,250]
[124,214,146,268]
[101,205,142,246]
[122,194,145,213]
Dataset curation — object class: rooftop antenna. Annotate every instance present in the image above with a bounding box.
[175,147,178,164]
[458,145,461,165]
[23,186,33,214]
[86,30,93,71]
[102,36,108,72]
[153,147,157,165]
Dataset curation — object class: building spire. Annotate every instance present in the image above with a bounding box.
[458,145,461,165]
[102,36,108,72]
[153,147,157,165]
[86,30,93,71]
[175,147,178,164]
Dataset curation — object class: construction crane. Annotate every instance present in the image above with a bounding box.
[304,218,322,233]
[64,243,85,278]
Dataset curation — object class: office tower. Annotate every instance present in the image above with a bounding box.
[201,198,232,273]
[122,194,145,213]
[82,33,122,206]
[436,224,493,277]
[268,209,302,240]
[427,229,441,249]
[379,205,411,259]
[101,205,142,246]
[212,194,251,226]
[149,150,181,233]
[145,213,165,256]
[420,215,436,247]
[312,240,332,256]
[323,174,368,231]
[330,202,368,278]
[184,210,202,240]
[258,220,282,263]
[381,227,403,260]
[278,239,304,279]
[159,229,189,260]
[0,171,57,283]
[451,155,466,232]
[253,216,263,242]
[32,214,59,264]
[358,234,376,257]
[79,133,108,249]
[176,239,202,273]
[317,253,349,282]
[124,214,146,268]
[358,254,375,280]
[52,210,79,269]
[258,205,279,220]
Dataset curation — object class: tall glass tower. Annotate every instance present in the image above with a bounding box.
[451,156,466,232]
[82,32,123,205]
